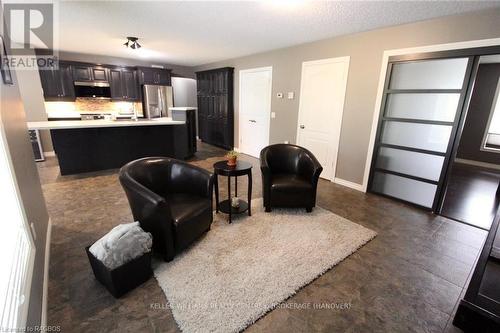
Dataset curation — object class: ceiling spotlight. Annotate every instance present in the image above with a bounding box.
[124,36,141,49]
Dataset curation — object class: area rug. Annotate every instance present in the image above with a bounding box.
[153,199,376,333]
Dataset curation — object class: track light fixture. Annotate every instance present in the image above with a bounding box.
[124,36,141,49]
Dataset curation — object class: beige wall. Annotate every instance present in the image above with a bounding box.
[0,33,50,328]
[194,9,500,185]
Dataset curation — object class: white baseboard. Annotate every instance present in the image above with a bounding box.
[44,151,55,157]
[455,158,500,171]
[333,177,364,192]
[41,218,52,327]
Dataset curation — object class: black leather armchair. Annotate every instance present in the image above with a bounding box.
[260,144,322,213]
[119,157,214,261]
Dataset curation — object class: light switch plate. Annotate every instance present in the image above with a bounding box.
[277,93,283,99]
[271,112,276,118]
[287,92,294,99]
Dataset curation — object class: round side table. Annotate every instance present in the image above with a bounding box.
[213,160,252,223]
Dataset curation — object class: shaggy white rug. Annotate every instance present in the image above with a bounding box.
[153,199,376,333]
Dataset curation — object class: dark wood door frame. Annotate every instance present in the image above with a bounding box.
[367,45,500,213]
[437,49,500,217]
[435,56,481,214]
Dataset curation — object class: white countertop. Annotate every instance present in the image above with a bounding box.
[46,112,138,119]
[27,117,185,130]
[168,107,197,111]
[46,112,81,119]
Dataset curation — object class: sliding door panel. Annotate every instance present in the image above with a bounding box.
[380,121,452,153]
[376,147,445,181]
[385,93,460,122]
[372,172,437,208]
[389,58,468,90]
[369,55,473,210]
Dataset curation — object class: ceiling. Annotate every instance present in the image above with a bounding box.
[54,1,500,67]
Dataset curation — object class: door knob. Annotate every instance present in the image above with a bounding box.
[249,119,256,123]
[300,125,305,129]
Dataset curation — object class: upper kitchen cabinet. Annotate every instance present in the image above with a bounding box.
[72,64,109,83]
[109,67,140,101]
[137,67,171,85]
[39,61,76,101]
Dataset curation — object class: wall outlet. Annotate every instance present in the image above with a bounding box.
[287,92,294,99]
[284,140,289,144]
[271,112,276,119]
[276,92,283,99]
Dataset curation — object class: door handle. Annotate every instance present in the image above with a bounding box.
[300,125,305,129]
[249,119,256,123]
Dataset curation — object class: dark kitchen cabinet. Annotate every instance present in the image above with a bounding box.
[38,61,75,101]
[73,64,108,82]
[171,108,197,159]
[72,65,92,81]
[92,67,108,82]
[109,69,122,99]
[39,67,58,98]
[109,68,140,101]
[122,70,139,100]
[137,67,171,85]
[196,67,234,150]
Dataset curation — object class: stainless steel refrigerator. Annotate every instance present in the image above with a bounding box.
[142,85,173,119]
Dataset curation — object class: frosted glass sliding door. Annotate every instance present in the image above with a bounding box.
[389,58,468,90]
[369,56,473,209]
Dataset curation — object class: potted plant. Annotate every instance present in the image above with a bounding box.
[226,150,239,167]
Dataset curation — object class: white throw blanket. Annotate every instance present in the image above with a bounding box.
[89,222,153,269]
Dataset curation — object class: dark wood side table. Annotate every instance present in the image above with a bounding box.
[213,160,252,223]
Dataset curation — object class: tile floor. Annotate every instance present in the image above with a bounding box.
[39,142,487,332]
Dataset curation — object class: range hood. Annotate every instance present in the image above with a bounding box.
[74,81,111,99]
[74,81,110,87]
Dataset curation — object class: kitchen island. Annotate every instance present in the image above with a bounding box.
[27,118,195,175]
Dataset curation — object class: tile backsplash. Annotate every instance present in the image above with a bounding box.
[45,98,143,116]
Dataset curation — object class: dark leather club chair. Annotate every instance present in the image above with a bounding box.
[119,157,214,261]
[260,144,323,213]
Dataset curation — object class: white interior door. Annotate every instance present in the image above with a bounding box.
[239,67,272,157]
[297,57,350,180]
